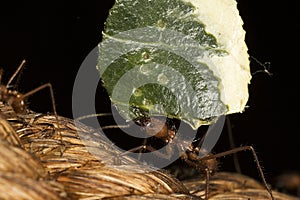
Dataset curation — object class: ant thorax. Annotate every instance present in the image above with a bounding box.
[0,85,26,114]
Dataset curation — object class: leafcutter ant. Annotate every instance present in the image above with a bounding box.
[0,60,62,143]
[140,116,274,199]
[77,113,274,200]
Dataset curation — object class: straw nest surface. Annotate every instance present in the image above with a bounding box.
[0,102,298,200]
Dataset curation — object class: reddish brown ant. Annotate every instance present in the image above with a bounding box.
[0,60,61,142]
[83,113,274,200]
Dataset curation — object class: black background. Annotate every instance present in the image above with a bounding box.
[1,0,299,193]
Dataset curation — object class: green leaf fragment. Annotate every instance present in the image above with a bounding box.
[105,0,218,48]
[97,0,251,129]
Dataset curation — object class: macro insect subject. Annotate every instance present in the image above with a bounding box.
[94,114,275,200]
[0,60,60,138]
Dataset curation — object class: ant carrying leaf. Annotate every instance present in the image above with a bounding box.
[77,113,274,200]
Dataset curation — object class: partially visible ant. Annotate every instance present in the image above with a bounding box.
[0,60,62,143]
[139,116,274,199]
[79,113,274,200]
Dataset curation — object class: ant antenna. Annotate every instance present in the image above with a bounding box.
[6,60,26,87]
[251,56,272,76]
[75,113,113,121]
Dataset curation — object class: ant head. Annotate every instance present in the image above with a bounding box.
[134,116,176,143]
[145,118,168,137]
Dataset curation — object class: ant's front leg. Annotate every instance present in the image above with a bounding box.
[103,143,176,165]
[117,142,175,162]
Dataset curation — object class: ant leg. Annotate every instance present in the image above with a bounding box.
[22,83,57,117]
[75,113,130,131]
[204,168,210,200]
[200,146,274,200]
[181,153,210,199]
[137,139,147,160]
[102,144,146,165]
[101,124,130,130]
[21,83,63,148]
[106,143,174,165]
[123,144,173,160]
